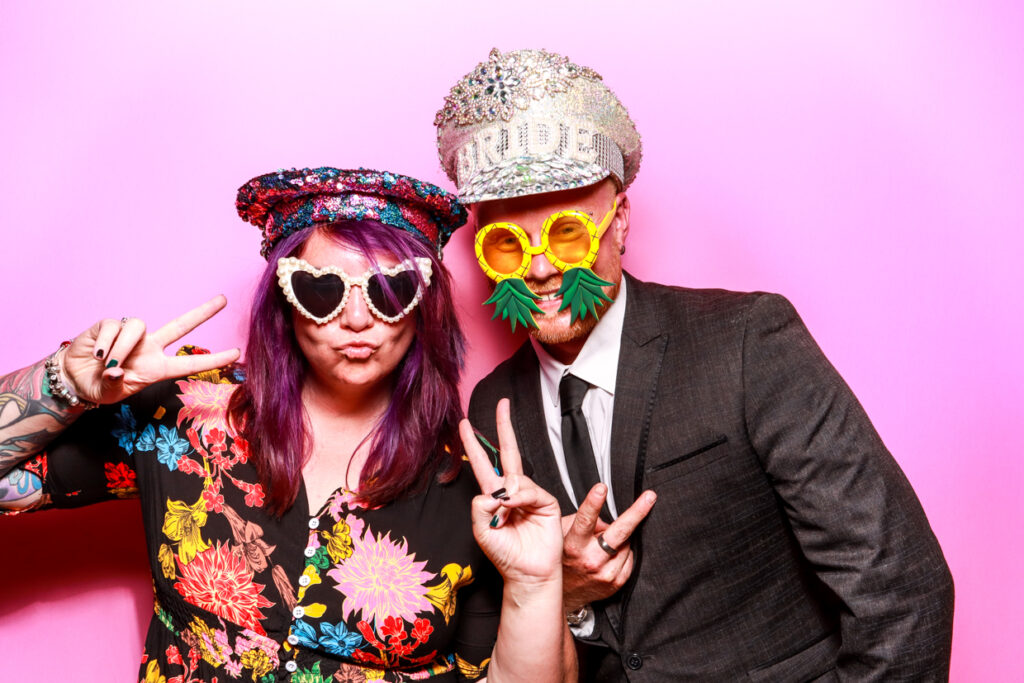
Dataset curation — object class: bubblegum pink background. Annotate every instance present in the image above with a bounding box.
[1,1,1021,680]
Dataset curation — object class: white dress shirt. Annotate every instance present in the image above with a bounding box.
[531,278,628,519]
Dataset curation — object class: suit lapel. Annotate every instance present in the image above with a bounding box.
[602,274,668,641]
[610,274,669,512]
[508,343,576,514]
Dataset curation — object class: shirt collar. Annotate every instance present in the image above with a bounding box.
[533,277,628,408]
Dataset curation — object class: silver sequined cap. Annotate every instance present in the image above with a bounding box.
[435,48,642,203]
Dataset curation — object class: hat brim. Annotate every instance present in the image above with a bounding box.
[458,156,615,204]
[236,167,468,259]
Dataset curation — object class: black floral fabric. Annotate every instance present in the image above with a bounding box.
[15,362,499,683]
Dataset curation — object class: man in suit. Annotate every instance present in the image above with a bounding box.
[435,48,954,681]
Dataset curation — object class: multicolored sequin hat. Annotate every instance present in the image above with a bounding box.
[236,167,468,259]
[435,48,642,203]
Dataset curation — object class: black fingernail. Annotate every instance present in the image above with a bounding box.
[489,515,500,528]
[95,349,104,359]
[491,488,509,500]
[106,359,118,368]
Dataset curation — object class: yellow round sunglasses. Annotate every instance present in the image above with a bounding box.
[473,200,618,332]
[474,200,618,281]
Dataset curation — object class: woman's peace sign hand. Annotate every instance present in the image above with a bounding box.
[61,295,240,406]
[460,398,563,585]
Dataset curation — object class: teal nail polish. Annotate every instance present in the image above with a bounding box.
[489,515,500,528]
[106,359,118,368]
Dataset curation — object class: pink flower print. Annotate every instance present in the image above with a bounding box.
[202,482,224,514]
[327,530,433,626]
[205,428,231,469]
[327,492,347,520]
[206,428,227,454]
[345,513,365,541]
[175,379,238,437]
[176,454,204,476]
[229,437,249,465]
[243,483,265,508]
[213,627,232,655]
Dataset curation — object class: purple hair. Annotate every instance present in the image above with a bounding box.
[228,220,467,515]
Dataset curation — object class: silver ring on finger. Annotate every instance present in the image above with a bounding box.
[596,533,618,556]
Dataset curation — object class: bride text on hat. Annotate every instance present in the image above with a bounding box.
[456,117,605,181]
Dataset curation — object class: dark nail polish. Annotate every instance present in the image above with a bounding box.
[489,515,500,528]
[95,349,104,359]
[490,488,508,500]
[106,359,118,368]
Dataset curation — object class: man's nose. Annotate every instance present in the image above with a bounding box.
[525,246,559,282]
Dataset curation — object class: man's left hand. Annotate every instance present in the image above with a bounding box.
[561,484,657,612]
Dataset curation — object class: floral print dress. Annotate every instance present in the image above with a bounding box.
[13,359,500,683]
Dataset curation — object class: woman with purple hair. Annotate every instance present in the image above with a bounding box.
[0,168,568,682]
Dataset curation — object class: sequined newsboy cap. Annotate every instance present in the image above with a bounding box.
[236,167,468,259]
[435,48,642,203]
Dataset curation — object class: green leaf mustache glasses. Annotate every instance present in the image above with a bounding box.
[473,201,618,332]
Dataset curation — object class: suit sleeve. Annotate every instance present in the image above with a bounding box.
[467,386,495,446]
[742,293,953,681]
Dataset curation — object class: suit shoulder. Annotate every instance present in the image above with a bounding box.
[629,277,793,331]
[472,354,518,397]
[469,344,531,421]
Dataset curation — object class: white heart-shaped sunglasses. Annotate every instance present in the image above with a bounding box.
[276,257,432,324]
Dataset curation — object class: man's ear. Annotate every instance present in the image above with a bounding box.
[469,203,481,230]
[614,191,631,252]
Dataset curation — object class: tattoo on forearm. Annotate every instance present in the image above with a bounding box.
[0,468,42,504]
[1,429,60,469]
[0,360,79,477]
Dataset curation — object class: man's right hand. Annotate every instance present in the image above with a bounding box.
[561,483,657,612]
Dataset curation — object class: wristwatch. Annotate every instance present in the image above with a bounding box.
[565,604,590,627]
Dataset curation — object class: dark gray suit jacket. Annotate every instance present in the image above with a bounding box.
[468,273,954,681]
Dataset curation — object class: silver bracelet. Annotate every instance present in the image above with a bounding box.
[44,343,96,410]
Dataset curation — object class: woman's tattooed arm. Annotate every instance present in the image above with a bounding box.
[0,467,42,506]
[0,359,81,479]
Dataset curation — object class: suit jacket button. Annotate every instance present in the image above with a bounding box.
[626,652,643,670]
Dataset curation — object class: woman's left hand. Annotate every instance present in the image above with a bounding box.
[460,399,563,585]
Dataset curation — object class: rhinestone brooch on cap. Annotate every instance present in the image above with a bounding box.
[434,48,602,127]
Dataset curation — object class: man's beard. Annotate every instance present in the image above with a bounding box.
[528,280,620,346]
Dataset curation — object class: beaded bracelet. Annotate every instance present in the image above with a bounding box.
[44,342,97,410]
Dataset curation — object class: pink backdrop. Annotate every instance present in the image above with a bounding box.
[2,1,1021,679]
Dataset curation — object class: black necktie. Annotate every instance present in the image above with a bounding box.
[559,373,611,522]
